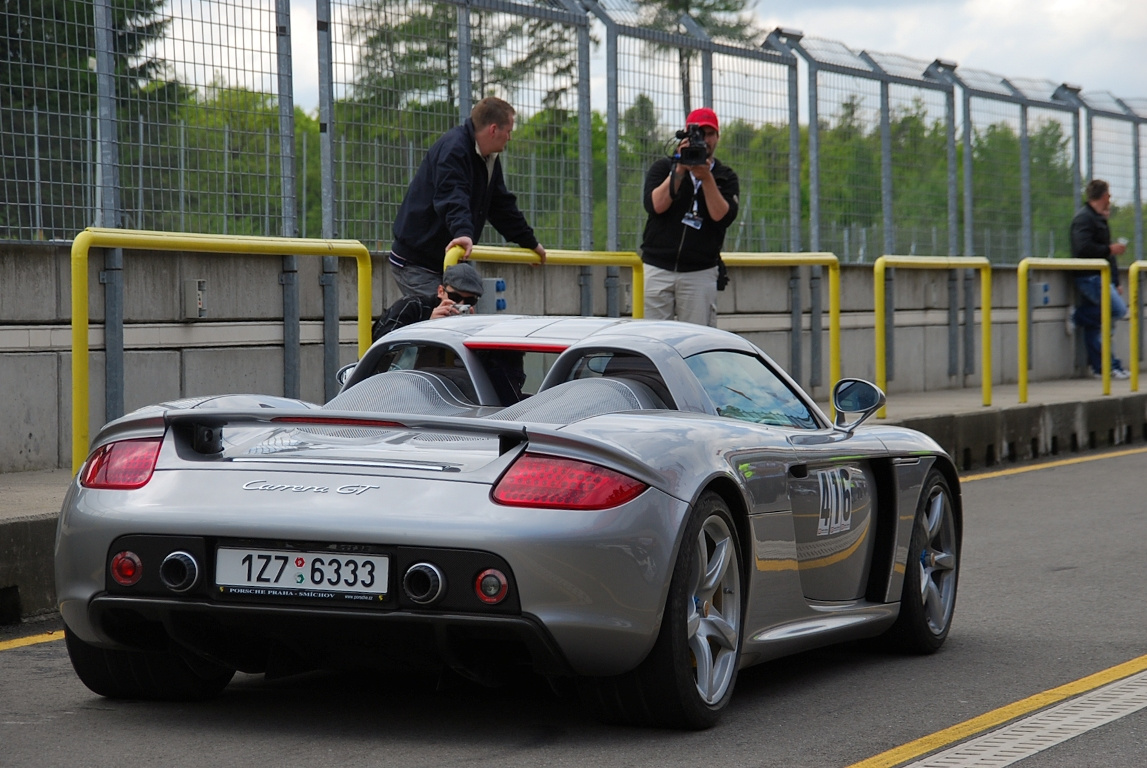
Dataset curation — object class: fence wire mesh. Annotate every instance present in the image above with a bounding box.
[329,0,586,250]
[2,0,99,240]
[1089,111,1137,246]
[611,30,703,251]
[710,53,792,253]
[816,69,884,261]
[1026,106,1076,257]
[887,82,950,257]
[967,92,1024,262]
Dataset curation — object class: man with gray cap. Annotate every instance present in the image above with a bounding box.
[371,262,484,342]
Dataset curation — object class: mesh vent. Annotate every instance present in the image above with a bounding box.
[490,378,647,425]
[324,371,475,417]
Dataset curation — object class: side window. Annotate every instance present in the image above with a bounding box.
[685,350,818,429]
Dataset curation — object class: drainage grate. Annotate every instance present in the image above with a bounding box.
[906,671,1147,767]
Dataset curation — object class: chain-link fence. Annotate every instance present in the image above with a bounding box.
[1,0,1144,264]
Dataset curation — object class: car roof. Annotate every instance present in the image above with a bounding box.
[379,315,759,358]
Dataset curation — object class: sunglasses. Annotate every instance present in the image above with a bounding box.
[447,291,477,306]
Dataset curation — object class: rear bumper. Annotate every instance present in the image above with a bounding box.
[80,594,577,678]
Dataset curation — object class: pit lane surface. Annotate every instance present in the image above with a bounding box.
[4,449,1146,768]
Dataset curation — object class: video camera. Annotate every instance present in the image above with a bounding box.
[674,123,708,166]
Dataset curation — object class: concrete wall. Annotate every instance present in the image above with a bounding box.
[0,242,1135,471]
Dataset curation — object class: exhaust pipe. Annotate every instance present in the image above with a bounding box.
[159,551,200,592]
[403,563,446,605]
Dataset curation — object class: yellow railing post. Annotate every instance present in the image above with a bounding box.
[872,256,993,418]
[70,228,373,474]
[1017,257,1111,403]
[1130,261,1146,393]
[443,245,645,318]
[721,253,841,392]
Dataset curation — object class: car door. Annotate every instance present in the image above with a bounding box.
[684,349,882,602]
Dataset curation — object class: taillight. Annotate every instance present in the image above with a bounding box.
[81,437,162,489]
[110,551,143,586]
[492,453,647,510]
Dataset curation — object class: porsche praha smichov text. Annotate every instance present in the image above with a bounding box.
[56,316,962,729]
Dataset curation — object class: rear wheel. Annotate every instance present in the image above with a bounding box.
[883,470,960,653]
[65,625,234,700]
[579,491,743,729]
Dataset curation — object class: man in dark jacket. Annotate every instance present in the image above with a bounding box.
[640,107,739,327]
[372,262,484,342]
[389,97,546,297]
[1070,179,1129,378]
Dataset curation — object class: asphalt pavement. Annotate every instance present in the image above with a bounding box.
[2,376,1144,622]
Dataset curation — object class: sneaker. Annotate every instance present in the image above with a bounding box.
[1090,369,1103,379]
[1112,367,1131,380]
[1065,306,1075,335]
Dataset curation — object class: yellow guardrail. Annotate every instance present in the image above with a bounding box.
[874,256,993,418]
[444,245,645,317]
[1129,261,1146,392]
[1018,257,1111,403]
[70,227,373,473]
[722,252,841,392]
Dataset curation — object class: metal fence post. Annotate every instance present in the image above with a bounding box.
[1016,98,1033,258]
[276,0,300,399]
[457,4,472,120]
[879,79,894,256]
[557,0,595,314]
[94,0,124,422]
[587,2,620,316]
[317,0,339,400]
[1117,99,1144,262]
[789,269,802,383]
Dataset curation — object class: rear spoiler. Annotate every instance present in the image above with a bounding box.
[161,408,667,490]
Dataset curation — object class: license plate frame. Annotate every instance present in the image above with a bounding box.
[215,545,390,606]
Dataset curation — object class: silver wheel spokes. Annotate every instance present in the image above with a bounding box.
[686,515,741,704]
[918,487,957,633]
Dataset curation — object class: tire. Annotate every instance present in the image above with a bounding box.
[65,624,234,700]
[883,470,960,653]
[579,491,743,729]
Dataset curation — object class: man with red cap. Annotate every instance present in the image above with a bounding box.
[639,106,739,327]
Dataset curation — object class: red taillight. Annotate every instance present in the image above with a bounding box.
[81,437,162,489]
[110,551,143,586]
[492,453,647,510]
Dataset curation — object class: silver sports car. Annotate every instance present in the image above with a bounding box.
[56,316,961,729]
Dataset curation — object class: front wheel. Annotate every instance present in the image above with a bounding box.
[579,491,743,729]
[883,469,960,653]
[65,624,234,700]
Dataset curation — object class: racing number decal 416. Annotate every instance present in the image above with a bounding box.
[817,467,853,537]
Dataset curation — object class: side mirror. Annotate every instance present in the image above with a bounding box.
[831,378,886,433]
[335,362,357,389]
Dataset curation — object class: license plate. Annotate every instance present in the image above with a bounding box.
[215,547,389,602]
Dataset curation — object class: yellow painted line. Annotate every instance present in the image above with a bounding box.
[0,632,63,652]
[961,446,1147,483]
[847,654,1147,768]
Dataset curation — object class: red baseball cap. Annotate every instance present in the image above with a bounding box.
[686,107,719,133]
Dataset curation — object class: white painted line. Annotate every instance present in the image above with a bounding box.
[905,670,1147,767]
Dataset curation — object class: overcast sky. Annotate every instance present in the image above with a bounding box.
[753,0,1145,103]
